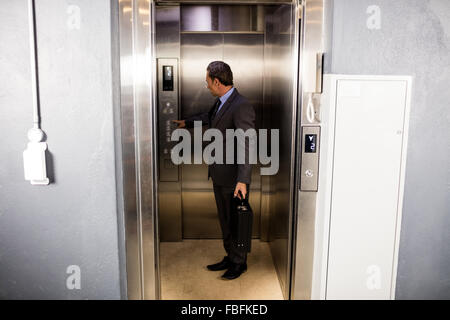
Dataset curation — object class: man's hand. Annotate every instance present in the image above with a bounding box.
[172,120,186,128]
[234,182,247,200]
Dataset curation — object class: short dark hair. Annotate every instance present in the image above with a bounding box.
[207,61,233,86]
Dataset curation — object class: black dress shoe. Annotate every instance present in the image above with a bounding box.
[207,256,231,271]
[221,262,247,280]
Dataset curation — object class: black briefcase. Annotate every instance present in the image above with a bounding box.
[231,191,253,253]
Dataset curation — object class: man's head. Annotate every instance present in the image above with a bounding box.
[206,61,233,97]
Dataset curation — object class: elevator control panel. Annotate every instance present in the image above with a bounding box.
[300,126,320,191]
[158,58,179,182]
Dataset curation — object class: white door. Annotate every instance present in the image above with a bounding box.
[326,79,409,299]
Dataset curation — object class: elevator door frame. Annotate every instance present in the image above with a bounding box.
[117,0,324,300]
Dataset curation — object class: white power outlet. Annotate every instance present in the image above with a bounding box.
[23,128,49,185]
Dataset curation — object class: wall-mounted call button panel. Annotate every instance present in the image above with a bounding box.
[300,126,320,191]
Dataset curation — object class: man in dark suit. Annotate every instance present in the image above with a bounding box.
[173,61,256,280]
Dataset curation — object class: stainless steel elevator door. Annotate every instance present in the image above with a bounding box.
[263,4,297,298]
[180,32,263,239]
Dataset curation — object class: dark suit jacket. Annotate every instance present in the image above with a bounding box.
[185,88,256,187]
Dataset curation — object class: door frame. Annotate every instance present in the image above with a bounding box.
[118,0,160,300]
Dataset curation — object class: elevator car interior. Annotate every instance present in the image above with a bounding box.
[157,3,302,300]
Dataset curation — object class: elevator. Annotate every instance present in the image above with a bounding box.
[118,0,326,300]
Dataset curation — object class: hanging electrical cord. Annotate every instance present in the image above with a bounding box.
[306,92,315,123]
[23,0,49,185]
[28,0,41,132]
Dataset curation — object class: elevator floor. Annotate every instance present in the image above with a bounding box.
[160,239,284,300]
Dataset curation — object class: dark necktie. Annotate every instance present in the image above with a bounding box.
[211,99,221,120]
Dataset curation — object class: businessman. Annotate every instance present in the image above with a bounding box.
[173,61,256,280]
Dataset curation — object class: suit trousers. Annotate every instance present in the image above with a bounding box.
[212,183,250,265]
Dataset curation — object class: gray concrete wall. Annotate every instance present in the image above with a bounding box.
[325,0,450,299]
[0,0,125,299]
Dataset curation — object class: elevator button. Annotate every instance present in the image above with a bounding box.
[305,169,314,177]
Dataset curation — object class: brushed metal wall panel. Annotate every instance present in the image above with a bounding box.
[181,5,218,31]
[119,0,159,300]
[159,182,183,241]
[119,0,142,300]
[264,4,297,300]
[155,5,182,243]
[292,0,325,300]
[180,32,223,238]
[182,190,223,238]
[180,4,265,32]
[219,6,253,32]
[135,0,158,300]
[223,33,264,127]
[180,33,223,119]
[156,5,181,58]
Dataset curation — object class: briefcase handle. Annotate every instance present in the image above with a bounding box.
[236,190,244,199]
[237,190,249,205]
